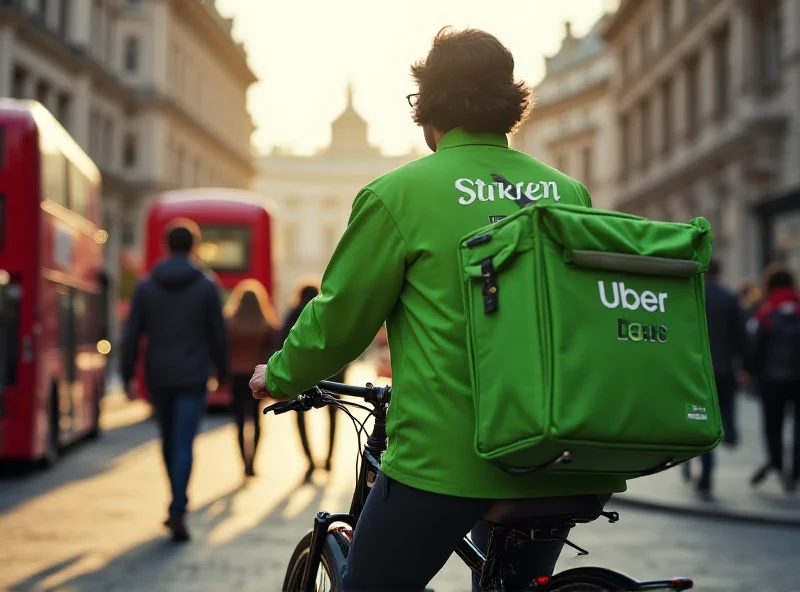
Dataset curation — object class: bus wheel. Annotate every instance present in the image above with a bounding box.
[41,385,60,467]
[87,380,102,440]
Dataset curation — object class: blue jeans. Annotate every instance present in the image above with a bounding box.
[150,387,206,515]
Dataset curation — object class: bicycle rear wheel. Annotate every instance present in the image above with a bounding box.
[282,530,349,591]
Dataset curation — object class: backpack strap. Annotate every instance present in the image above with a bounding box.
[491,173,535,208]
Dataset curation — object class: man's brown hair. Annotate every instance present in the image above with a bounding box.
[410,27,532,135]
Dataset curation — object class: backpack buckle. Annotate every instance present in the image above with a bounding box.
[481,258,499,314]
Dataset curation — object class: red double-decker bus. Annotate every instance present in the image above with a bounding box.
[137,189,276,406]
[0,99,109,465]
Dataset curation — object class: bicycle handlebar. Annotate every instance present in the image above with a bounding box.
[263,381,391,416]
[317,380,386,399]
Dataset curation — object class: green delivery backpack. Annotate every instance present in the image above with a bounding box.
[458,196,722,478]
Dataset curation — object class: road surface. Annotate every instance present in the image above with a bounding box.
[1,376,799,591]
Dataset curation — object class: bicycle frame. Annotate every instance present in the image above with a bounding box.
[297,394,513,591]
[292,385,693,592]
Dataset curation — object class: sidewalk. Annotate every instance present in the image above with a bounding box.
[612,396,800,526]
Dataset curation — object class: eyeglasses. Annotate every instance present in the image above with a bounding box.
[406,93,420,108]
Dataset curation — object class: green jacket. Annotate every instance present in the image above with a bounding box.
[267,128,628,498]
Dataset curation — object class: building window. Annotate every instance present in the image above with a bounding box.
[758,1,782,91]
[102,118,113,167]
[581,146,593,184]
[105,15,116,66]
[35,79,50,107]
[662,0,673,42]
[124,37,140,72]
[56,93,71,130]
[89,110,100,157]
[91,0,101,51]
[661,77,673,157]
[639,22,650,65]
[620,113,630,180]
[712,24,731,120]
[11,65,28,99]
[640,98,652,171]
[59,0,71,36]
[32,0,46,21]
[684,53,700,141]
[123,133,137,168]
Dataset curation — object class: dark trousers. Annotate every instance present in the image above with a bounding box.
[342,473,571,592]
[759,380,800,478]
[231,374,261,465]
[150,387,206,516]
[696,374,737,490]
[296,400,337,467]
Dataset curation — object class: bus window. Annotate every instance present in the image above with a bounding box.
[42,149,68,207]
[0,126,5,170]
[0,281,21,390]
[68,162,90,219]
[196,225,251,272]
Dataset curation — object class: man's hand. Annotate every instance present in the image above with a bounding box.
[250,364,270,399]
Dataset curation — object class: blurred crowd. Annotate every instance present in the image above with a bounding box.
[685,259,800,501]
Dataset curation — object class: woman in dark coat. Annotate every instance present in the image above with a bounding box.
[284,279,347,482]
[225,279,281,477]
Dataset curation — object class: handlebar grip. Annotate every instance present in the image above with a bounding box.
[317,380,372,398]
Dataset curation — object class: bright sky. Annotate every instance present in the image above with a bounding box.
[214,0,615,156]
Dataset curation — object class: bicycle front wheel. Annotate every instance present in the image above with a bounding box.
[282,530,349,591]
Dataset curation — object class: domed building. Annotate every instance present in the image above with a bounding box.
[324,84,381,159]
[256,85,420,310]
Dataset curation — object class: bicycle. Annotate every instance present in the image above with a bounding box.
[265,380,694,592]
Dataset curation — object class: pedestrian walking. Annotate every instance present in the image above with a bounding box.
[747,264,800,494]
[684,259,746,499]
[224,279,281,477]
[121,220,229,541]
[283,279,346,482]
[738,278,762,400]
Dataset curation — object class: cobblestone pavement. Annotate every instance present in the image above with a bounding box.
[2,380,800,591]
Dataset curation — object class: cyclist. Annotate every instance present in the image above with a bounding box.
[250,26,626,591]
